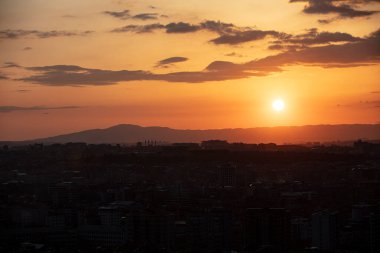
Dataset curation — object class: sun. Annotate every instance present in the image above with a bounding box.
[272,99,285,111]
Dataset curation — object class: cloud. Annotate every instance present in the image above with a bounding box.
[112,20,249,35]
[156,57,188,67]
[18,28,380,85]
[112,20,361,46]
[3,62,21,68]
[200,20,242,35]
[288,28,362,44]
[62,14,77,18]
[18,64,256,85]
[210,30,283,45]
[337,100,380,108]
[112,20,285,45]
[0,105,81,113]
[253,29,380,68]
[104,9,166,21]
[0,30,93,39]
[103,10,130,20]
[289,0,379,20]
[0,74,8,79]
[23,47,33,51]
[165,22,201,33]
[132,13,159,20]
[268,44,307,51]
[225,52,245,57]
[269,28,363,50]
[111,22,202,33]
[112,23,165,33]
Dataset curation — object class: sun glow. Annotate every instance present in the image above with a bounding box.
[272,99,285,111]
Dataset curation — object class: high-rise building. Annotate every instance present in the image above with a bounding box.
[312,210,338,251]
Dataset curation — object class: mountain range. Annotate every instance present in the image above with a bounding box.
[22,124,380,144]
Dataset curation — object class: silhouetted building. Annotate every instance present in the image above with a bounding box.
[245,208,291,251]
[201,140,229,150]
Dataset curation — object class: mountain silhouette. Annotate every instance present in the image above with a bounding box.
[28,124,380,144]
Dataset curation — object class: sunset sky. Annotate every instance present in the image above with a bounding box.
[0,0,379,140]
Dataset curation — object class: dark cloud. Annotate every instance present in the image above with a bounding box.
[16,89,31,93]
[104,9,166,21]
[23,47,33,51]
[0,29,93,39]
[199,20,242,35]
[252,28,380,69]
[211,30,282,45]
[18,29,380,85]
[289,0,379,20]
[112,22,201,33]
[0,105,81,113]
[111,20,241,35]
[318,18,338,24]
[112,20,285,45]
[132,13,159,20]
[165,22,201,33]
[268,44,307,51]
[103,10,130,20]
[156,57,188,67]
[273,28,362,47]
[112,23,165,33]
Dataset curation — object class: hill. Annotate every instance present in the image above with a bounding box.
[26,124,380,144]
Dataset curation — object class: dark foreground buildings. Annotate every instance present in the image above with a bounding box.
[0,141,379,252]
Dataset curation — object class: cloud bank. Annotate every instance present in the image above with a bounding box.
[16,28,379,86]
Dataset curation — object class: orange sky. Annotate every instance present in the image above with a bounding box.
[0,0,379,140]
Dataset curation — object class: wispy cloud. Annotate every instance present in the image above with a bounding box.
[225,52,245,57]
[337,100,380,108]
[0,105,81,113]
[3,62,21,68]
[103,9,130,20]
[155,57,188,68]
[104,9,165,21]
[112,23,165,33]
[62,14,77,18]
[132,13,159,20]
[0,29,94,39]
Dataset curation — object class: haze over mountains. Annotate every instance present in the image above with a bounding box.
[22,124,380,144]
